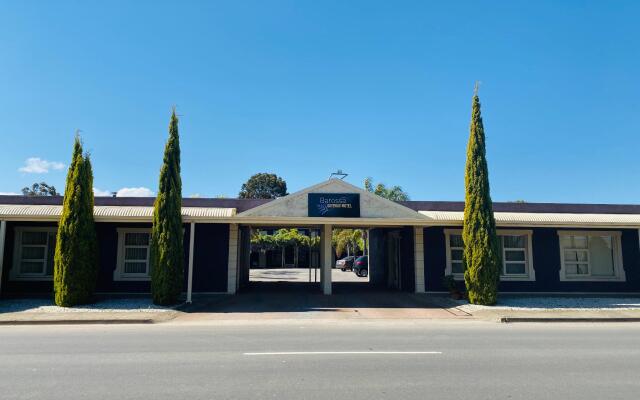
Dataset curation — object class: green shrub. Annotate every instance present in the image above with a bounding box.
[150,109,184,305]
[462,89,501,305]
[53,136,99,306]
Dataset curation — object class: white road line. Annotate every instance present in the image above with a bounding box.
[243,351,442,356]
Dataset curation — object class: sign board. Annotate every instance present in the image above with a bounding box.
[308,193,360,218]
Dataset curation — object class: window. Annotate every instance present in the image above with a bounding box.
[114,229,151,281]
[558,231,625,281]
[445,229,535,281]
[11,228,57,280]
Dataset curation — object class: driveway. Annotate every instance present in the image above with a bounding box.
[250,267,368,283]
[176,287,471,322]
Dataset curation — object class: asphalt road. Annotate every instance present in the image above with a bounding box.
[1,320,640,400]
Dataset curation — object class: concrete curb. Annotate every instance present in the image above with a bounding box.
[500,317,640,323]
[0,319,156,325]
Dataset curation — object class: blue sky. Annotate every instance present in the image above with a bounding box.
[1,1,638,203]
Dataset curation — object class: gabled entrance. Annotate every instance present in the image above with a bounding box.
[231,179,428,295]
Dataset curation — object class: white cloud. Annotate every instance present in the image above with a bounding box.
[0,192,19,195]
[189,193,202,198]
[116,187,154,197]
[93,188,113,197]
[18,157,65,174]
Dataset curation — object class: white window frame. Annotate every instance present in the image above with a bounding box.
[114,228,152,281]
[10,227,57,281]
[444,229,535,281]
[558,231,625,282]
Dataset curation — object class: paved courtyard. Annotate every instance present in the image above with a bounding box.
[250,267,368,283]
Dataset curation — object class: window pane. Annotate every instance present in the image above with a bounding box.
[20,261,44,274]
[573,236,588,249]
[124,262,147,274]
[22,231,48,245]
[450,235,463,248]
[125,233,149,246]
[564,250,578,262]
[505,250,525,262]
[503,235,525,248]
[452,262,464,274]
[125,247,148,261]
[22,246,45,260]
[566,263,577,275]
[577,250,588,262]
[451,249,463,262]
[505,263,526,275]
[589,236,615,276]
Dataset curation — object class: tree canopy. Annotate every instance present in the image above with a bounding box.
[22,182,58,196]
[239,173,288,199]
[462,88,501,305]
[364,177,409,201]
[150,109,184,305]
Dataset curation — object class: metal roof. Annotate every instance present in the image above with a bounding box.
[419,211,640,227]
[0,205,235,222]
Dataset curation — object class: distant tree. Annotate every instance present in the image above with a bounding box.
[22,182,58,196]
[239,173,288,199]
[364,177,409,201]
[53,136,98,306]
[463,86,501,305]
[332,229,364,258]
[150,109,184,305]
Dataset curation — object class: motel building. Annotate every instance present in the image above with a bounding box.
[0,178,639,301]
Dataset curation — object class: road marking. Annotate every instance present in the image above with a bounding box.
[243,351,442,356]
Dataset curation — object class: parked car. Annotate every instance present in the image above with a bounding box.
[335,256,355,271]
[353,256,368,277]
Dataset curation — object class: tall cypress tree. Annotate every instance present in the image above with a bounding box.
[150,109,183,305]
[463,86,501,305]
[54,135,99,306]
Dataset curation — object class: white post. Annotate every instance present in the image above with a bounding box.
[227,224,239,294]
[414,226,425,293]
[186,222,195,303]
[320,224,332,295]
[0,221,6,296]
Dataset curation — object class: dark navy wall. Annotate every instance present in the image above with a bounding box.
[1,221,230,296]
[424,226,640,292]
[400,226,415,292]
[191,223,229,293]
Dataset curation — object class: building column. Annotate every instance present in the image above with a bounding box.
[320,224,332,295]
[186,222,196,303]
[414,226,425,293]
[0,221,6,296]
[227,224,239,294]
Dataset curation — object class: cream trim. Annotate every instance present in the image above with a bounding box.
[114,228,152,281]
[444,229,535,281]
[557,231,626,282]
[10,227,57,281]
[227,224,239,294]
[414,227,425,293]
[0,221,6,293]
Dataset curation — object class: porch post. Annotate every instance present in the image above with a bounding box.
[320,224,332,295]
[186,222,195,303]
[227,224,239,294]
[0,221,6,296]
[414,226,425,293]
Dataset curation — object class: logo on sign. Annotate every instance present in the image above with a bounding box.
[308,193,360,218]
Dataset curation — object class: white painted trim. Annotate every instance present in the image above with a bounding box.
[557,231,626,282]
[0,221,6,294]
[113,228,152,281]
[227,224,238,294]
[186,222,195,303]
[10,226,57,281]
[321,224,332,295]
[443,229,535,281]
[414,227,425,293]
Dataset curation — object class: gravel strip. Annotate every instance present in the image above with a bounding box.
[456,296,640,312]
[0,298,176,313]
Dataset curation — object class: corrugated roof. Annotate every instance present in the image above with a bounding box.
[401,201,640,215]
[419,211,640,227]
[0,205,235,221]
